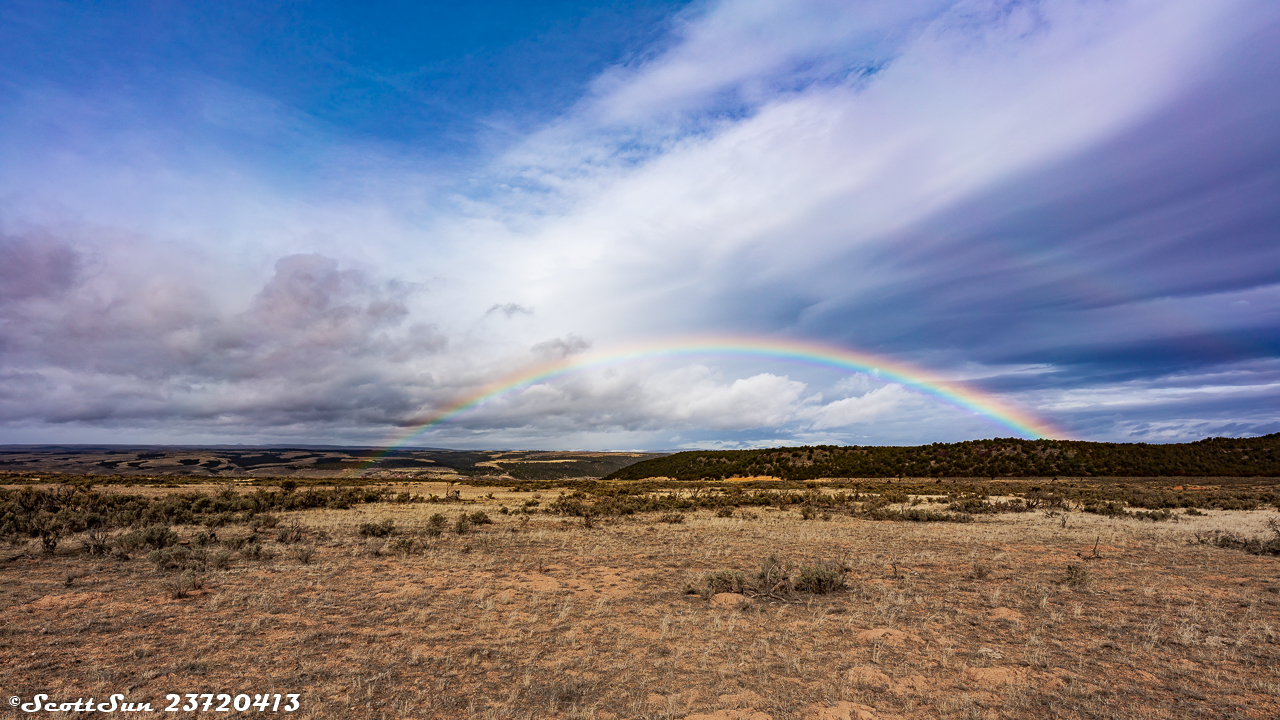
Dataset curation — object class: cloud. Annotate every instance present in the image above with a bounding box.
[530,335,592,359]
[486,303,533,318]
[801,384,913,429]
[0,232,80,301]
[0,240,447,436]
[2,0,1278,446]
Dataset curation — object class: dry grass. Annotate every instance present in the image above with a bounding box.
[3,487,1279,719]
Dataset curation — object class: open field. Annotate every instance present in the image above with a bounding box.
[4,480,1280,719]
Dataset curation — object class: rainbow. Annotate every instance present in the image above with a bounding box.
[352,336,1063,473]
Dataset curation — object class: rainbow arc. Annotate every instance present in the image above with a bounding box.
[351,336,1063,474]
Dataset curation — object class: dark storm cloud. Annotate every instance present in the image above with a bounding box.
[0,233,80,301]
[0,246,445,432]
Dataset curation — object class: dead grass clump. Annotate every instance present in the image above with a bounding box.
[1132,508,1176,522]
[1062,564,1090,588]
[287,545,316,564]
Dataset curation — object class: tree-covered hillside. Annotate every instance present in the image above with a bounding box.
[604,434,1280,481]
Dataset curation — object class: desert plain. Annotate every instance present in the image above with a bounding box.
[3,474,1279,720]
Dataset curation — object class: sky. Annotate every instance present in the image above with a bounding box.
[1,0,1278,450]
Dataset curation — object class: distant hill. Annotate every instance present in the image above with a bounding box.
[604,434,1280,481]
[0,447,661,482]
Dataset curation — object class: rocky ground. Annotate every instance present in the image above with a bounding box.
[3,483,1279,719]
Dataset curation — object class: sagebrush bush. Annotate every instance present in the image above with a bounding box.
[249,514,280,531]
[288,545,316,564]
[83,529,112,556]
[164,569,203,599]
[241,543,270,561]
[1195,519,1280,556]
[702,570,748,595]
[697,553,851,599]
[209,550,233,570]
[276,520,306,543]
[754,554,793,597]
[118,525,178,552]
[358,519,395,538]
[148,545,206,572]
[222,534,256,550]
[795,561,846,594]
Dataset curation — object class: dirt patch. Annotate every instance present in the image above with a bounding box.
[3,497,1279,719]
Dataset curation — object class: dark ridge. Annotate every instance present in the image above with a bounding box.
[604,434,1280,481]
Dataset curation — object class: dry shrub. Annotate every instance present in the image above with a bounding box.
[83,529,112,556]
[358,519,395,538]
[288,545,316,564]
[795,560,848,594]
[1063,564,1090,588]
[164,569,203,599]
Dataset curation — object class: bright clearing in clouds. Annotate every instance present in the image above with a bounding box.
[0,0,1277,448]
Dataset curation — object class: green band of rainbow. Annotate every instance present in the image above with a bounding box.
[352,336,1062,474]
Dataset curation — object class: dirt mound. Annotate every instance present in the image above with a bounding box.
[854,627,925,647]
[964,665,1030,686]
[683,711,772,720]
[806,701,903,719]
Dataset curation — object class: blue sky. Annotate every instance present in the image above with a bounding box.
[1,0,1278,449]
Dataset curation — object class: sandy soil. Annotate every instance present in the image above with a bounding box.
[3,494,1278,719]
